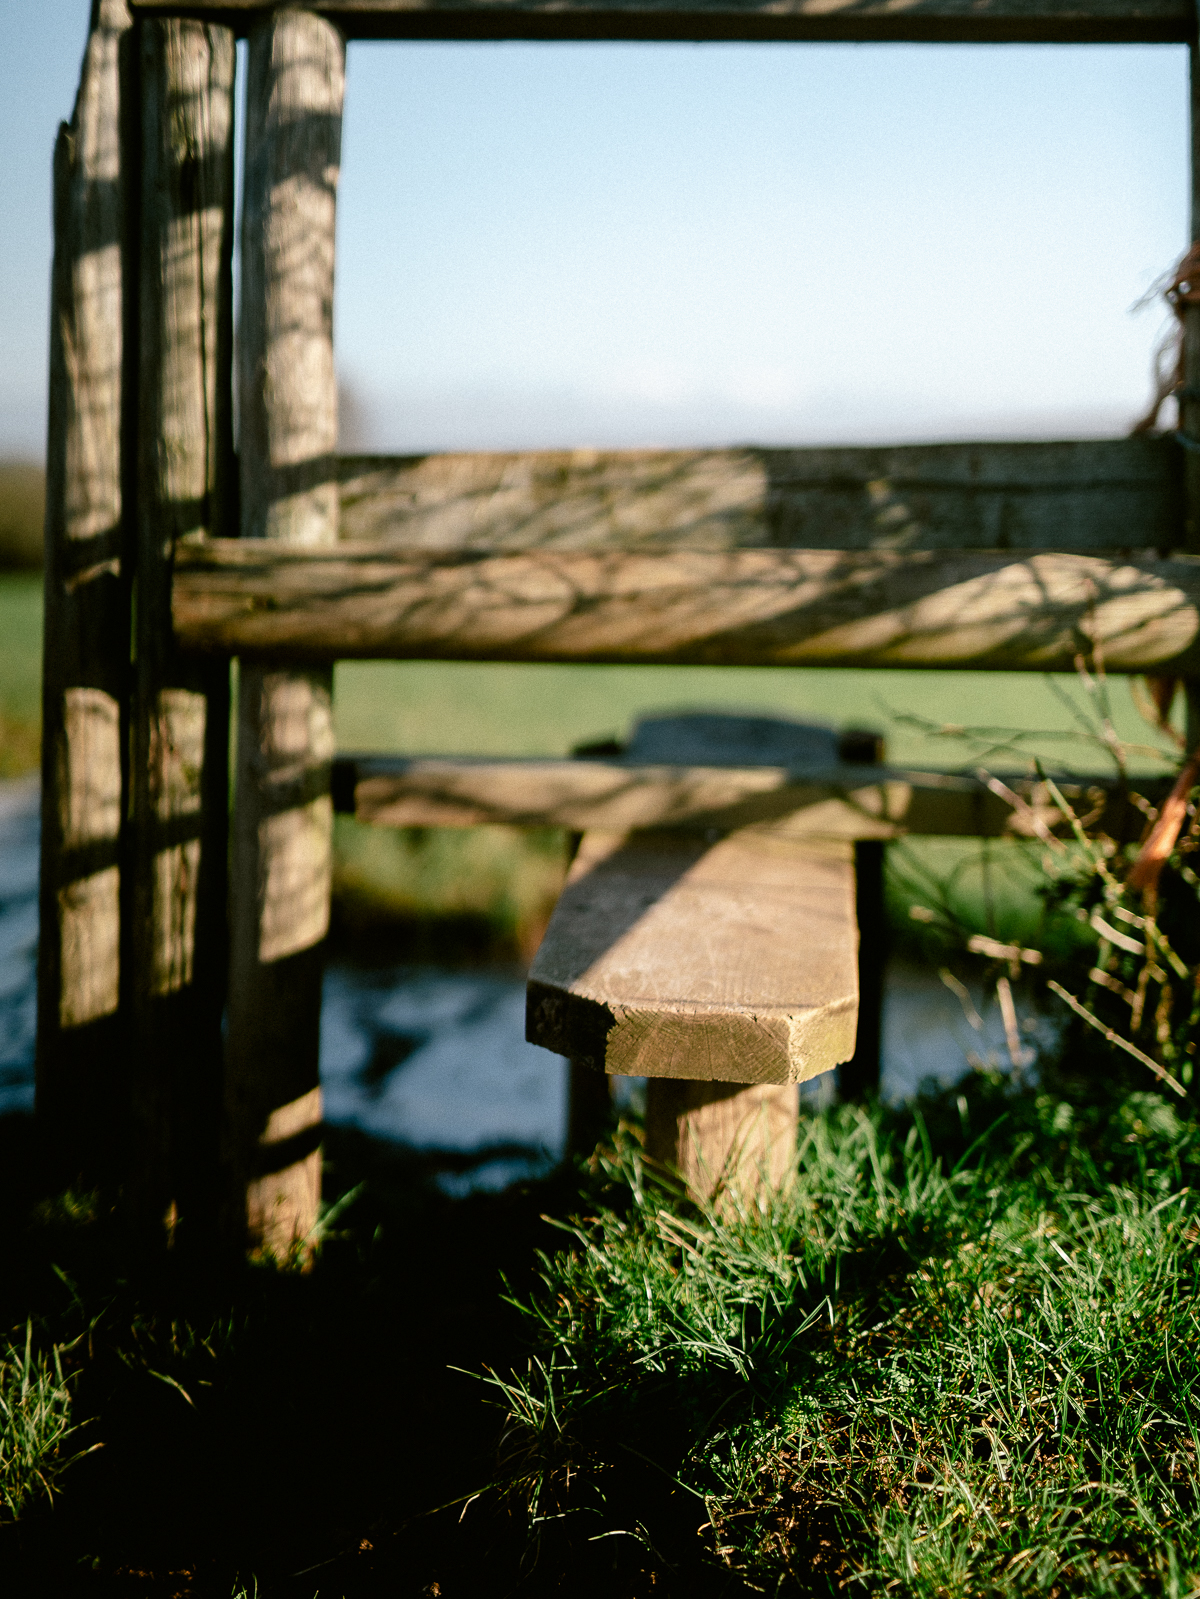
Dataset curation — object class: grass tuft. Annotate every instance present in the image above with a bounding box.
[0,1321,88,1521]
[484,1090,1200,1594]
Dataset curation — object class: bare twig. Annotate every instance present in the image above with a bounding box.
[1047,981,1186,1098]
[1128,749,1200,897]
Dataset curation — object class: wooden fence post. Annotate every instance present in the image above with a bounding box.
[131,17,235,1239]
[37,0,135,1175]
[225,7,344,1256]
[1186,38,1200,751]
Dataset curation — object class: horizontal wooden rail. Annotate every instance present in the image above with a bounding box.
[336,440,1179,556]
[129,0,1192,45]
[333,753,1170,840]
[174,541,1200,671]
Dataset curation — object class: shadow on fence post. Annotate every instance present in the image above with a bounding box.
[37,0,135,1181]
[130,16,235,1242]
[224,8,345,1258]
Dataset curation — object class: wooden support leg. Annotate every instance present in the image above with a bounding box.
[839,839,885,1100]
[645,1079,799,1205]
[37,0,134,1178]
[566,1057,612,1158]
[225,10,344,1257]
[130,18,235,1241]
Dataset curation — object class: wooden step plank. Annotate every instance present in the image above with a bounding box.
[129,0,1192,46]
[172,542,1200,673]
[334,441,1179,556]
[526,830,859,1085]
[335,753,1165,841]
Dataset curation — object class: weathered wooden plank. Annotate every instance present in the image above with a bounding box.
[335,753,1165,839]
[37,0,134,1176]
[336,440,1180,556]
[127,0,1192,46]
[131,17,235,1237]
[526,830,859,1084]
[173,542,1200,673]
[225,8,344,1259]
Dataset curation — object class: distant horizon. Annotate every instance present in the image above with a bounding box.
[1,17,1189,466]
[0,400,1150,470]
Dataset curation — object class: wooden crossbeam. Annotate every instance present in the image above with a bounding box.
[333,754,1168,841]
[336,442,1178,556]
[174,541,1200,672]
[128,0,1192,45]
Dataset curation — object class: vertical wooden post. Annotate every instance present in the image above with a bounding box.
[131,18,235,1239]
[37,0,135,1176]
[840,839,886,1099]
[226,8,344,1257]
[644,1079,798,1206]
[1185,40,1200,752]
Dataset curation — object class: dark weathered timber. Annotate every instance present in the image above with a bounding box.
[37,0,134,1177]
[173,542,1200,673]
[128,0,1191,45]
[841,840,885,1100]
[333,753,1169,842]
[131,18,235,1237]
[336,440,1181,555]
[225,8,344,1260]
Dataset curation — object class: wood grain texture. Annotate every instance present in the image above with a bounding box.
[337,754,1165,841]
[226,8,344,1259]
[526,831,859,1085]
[37,0,134,1171]
[173,542,1200,673]
[645,1079,799,1204]
[127,0,1193,45]
[335,441,1180,555]
[131,17,235,1235]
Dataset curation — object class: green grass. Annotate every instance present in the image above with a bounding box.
[1,1074,1198,1596]
[0,572,41,777]
[0,1322,87,1521]
[484,1080,1200,1595]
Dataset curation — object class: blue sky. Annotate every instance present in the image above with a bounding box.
[0,1,1191,458]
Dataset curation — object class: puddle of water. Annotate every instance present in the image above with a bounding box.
[0,780,1052,1190]
[321,964,567,1193]
[0,777,38,1119]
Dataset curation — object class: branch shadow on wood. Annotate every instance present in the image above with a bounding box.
[526,831,709,1071]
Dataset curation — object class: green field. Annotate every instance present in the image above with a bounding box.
[0,573,42,777]
[332,657,1181,775]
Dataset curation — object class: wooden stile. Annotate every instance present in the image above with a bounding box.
[37,0,135,1174]
[225,6,345,1258]
[131,17,235,1236]
[527,829,857,1196]
[44,0,1200,1224]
